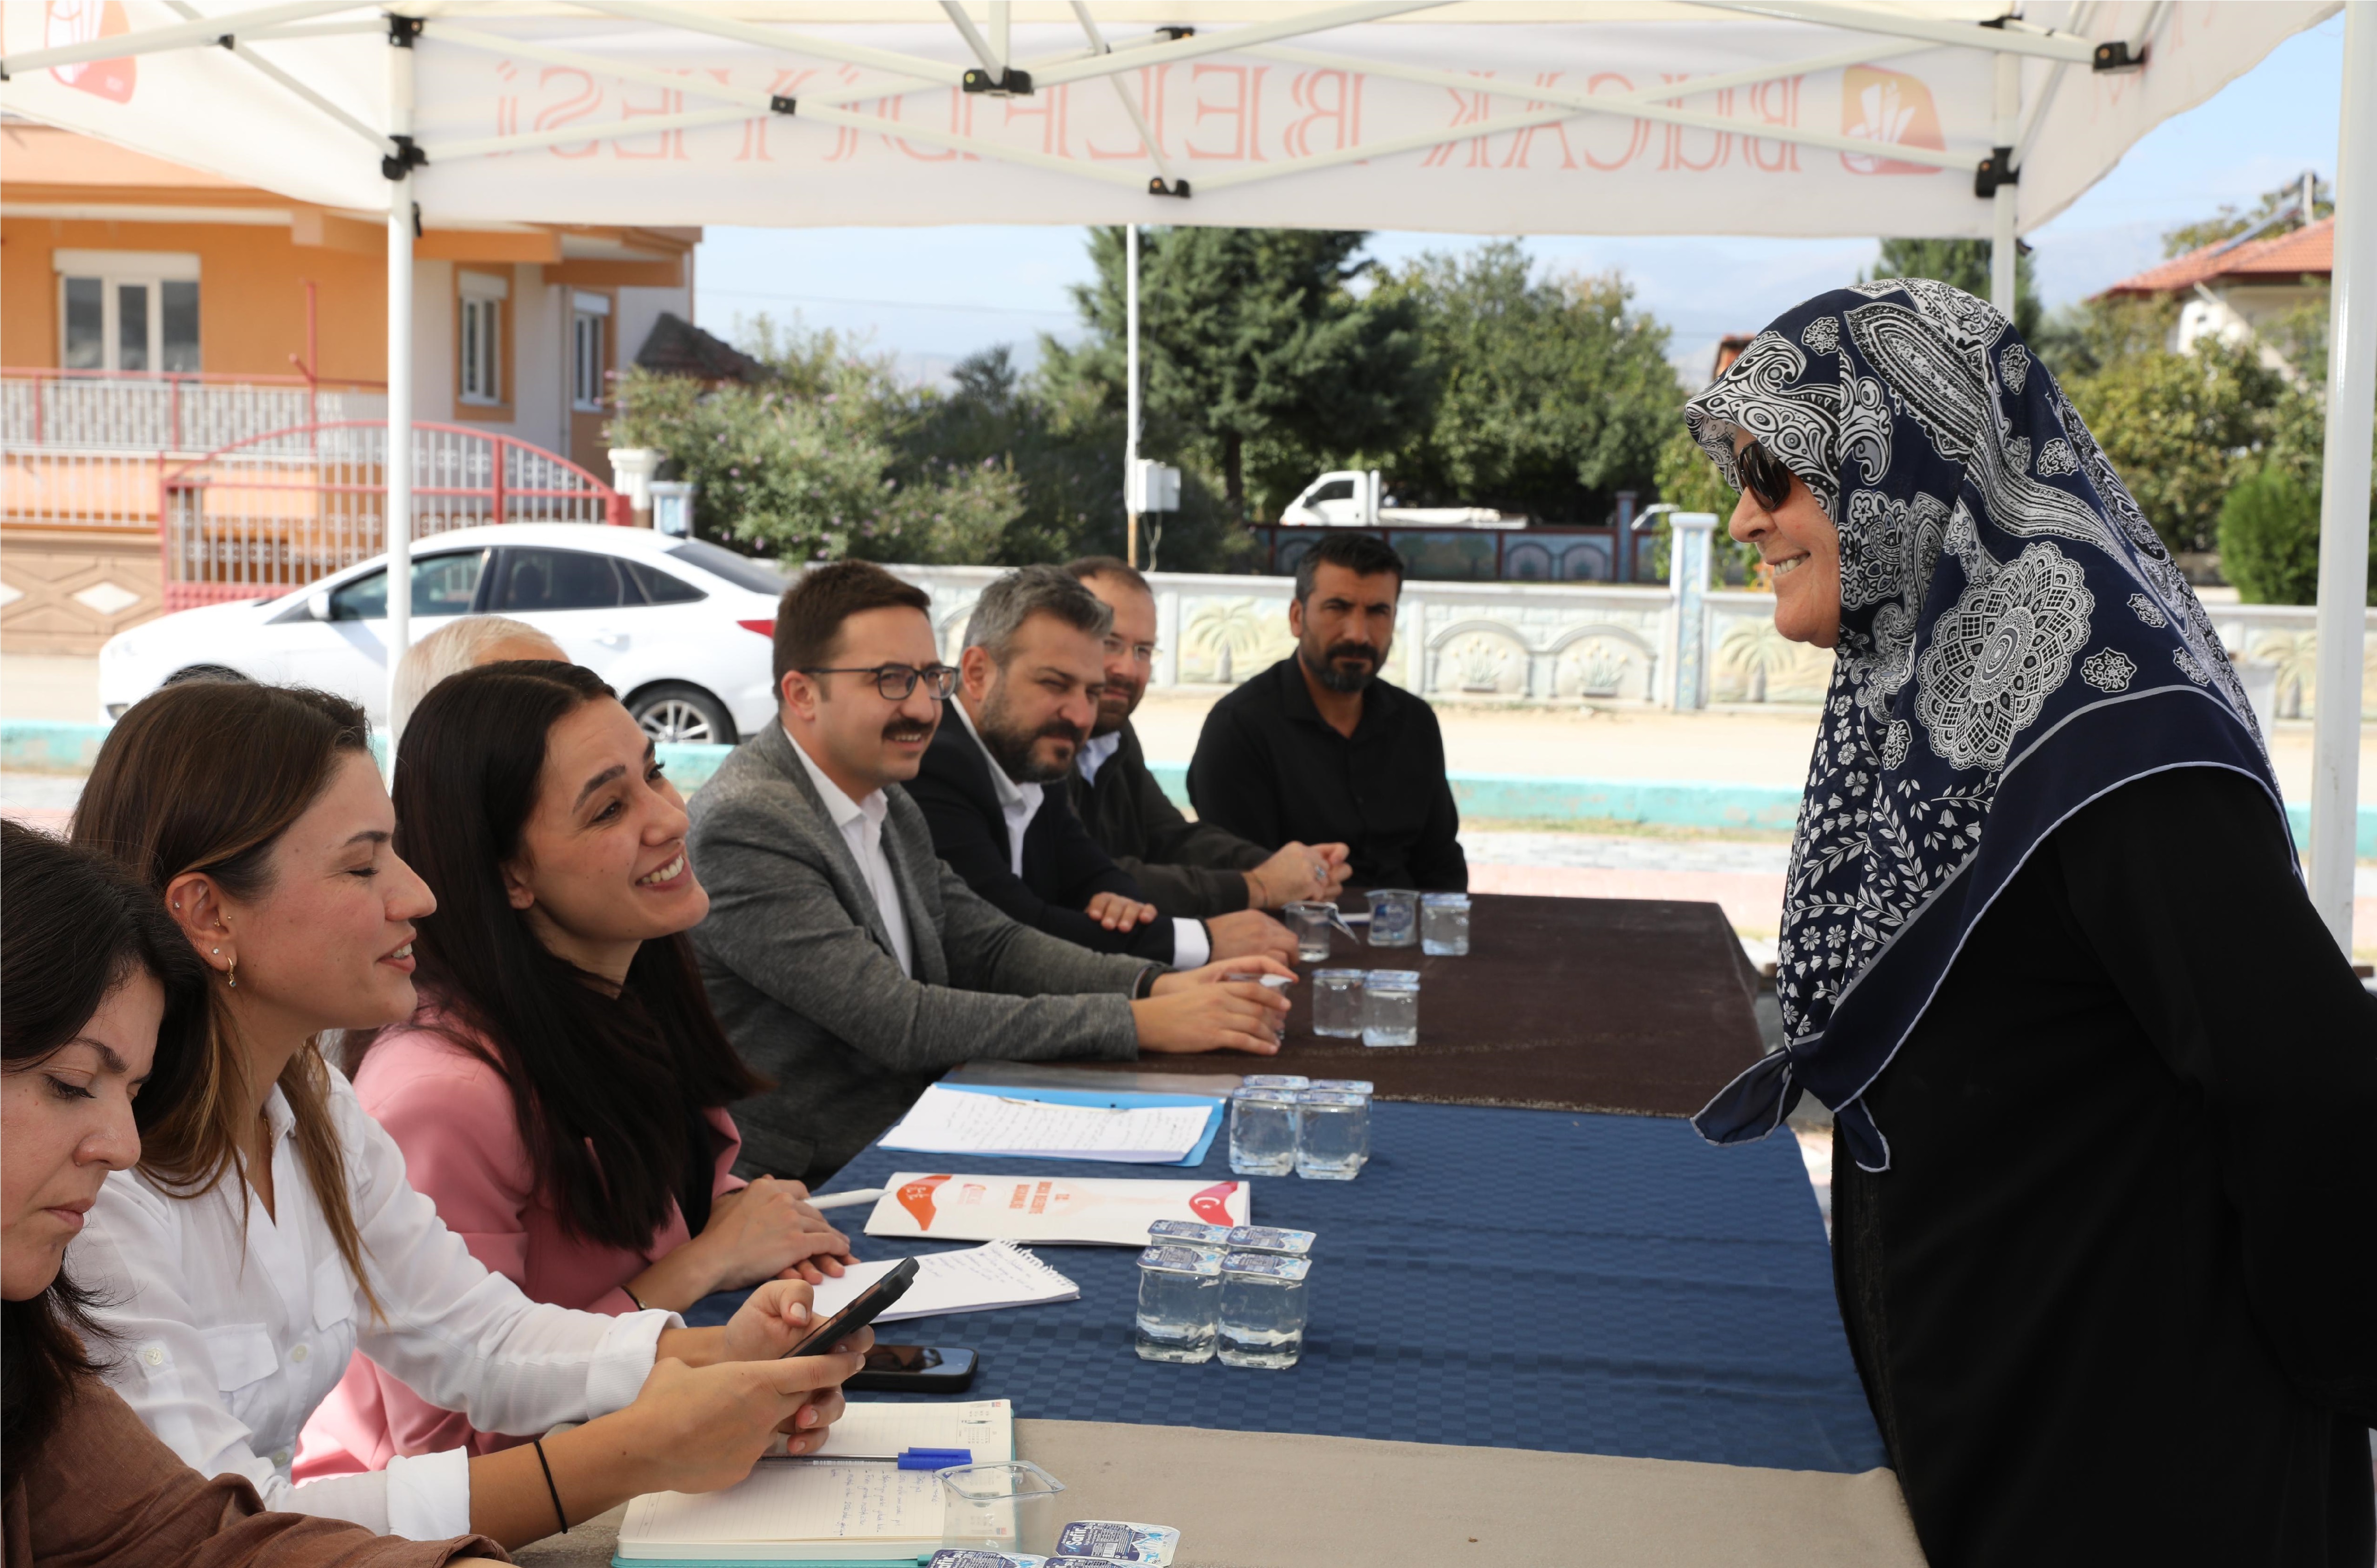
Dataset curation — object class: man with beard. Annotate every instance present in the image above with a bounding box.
[909,566,1299,968]
[1064,557,1351,918]
[1190,534,1467,891]
[687,561,1292,1183]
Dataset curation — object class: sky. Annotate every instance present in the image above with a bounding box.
[692,15,2346,389]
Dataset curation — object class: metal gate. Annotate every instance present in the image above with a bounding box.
[159,421,628,611]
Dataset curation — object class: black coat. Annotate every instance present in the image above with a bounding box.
[909,713,1182,964]
[1066,721,1266,919]
[1834,766,2377,1568]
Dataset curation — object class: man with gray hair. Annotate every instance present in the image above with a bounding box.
[390,614,566,738]
[908,565,1297,968]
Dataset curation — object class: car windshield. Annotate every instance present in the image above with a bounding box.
[667,538,789,595]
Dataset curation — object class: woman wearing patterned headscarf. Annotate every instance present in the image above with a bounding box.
[1683,278,2375,1567]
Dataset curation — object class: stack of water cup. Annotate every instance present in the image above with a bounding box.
[1135,1222,1315,1369]
[1228,1075,1372,1179]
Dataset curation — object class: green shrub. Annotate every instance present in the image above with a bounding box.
[2218,464,2322,604]
[2217,460,2377,607]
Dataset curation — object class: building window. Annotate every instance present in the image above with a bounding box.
[460,296,501,404]
[56,251,202,373]
[455,268,510,410]
[571,292,610,412]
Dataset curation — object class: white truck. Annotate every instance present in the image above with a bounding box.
[1277,469,1525,529]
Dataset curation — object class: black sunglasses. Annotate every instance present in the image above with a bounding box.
[801,663,960,701]
[1735,440,1795,512]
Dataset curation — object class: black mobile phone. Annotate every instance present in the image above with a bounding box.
[845,1344,979,1393]
[783,1258,919,1360]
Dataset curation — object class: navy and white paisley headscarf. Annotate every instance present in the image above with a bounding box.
[1683,278,2285,1172]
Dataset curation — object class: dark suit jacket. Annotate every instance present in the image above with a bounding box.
[687,725,1149,1184]
[1066,721,1265,918]
[909,714,1184,963]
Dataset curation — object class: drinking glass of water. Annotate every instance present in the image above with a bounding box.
[1283,901,1340,963]
[1294,1090,1369,1179]
[1362,970,1420,1047]
[1228,1087,1299,1176]
[1215,1251,1312,1369]
[1311,969,1365,1037]
[1133,1245,1223,1363]
[1366,889,1420,948]
[1421,893,1471,956]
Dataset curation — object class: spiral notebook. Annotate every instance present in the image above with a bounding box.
[809,1240,1078,1322]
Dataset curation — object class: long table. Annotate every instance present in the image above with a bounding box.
[1053,892,1768,1118]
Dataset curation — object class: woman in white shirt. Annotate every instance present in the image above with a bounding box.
[68,680,871,1549]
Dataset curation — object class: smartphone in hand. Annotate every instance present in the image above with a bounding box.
[783,1258,919,1359]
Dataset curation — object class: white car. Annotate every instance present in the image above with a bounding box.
[98,524,789,743]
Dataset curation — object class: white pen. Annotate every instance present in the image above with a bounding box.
[809,1187,886,1210]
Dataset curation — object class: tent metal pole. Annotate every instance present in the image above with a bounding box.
[2308,0,2377,952]
[0,0,358,75]
[1126,223,1142,571]
[1991,52,2018,315]
[385,31,415,730]
[1674,1,2097,65]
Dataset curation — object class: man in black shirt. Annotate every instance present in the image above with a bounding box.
[1064,556,1351,919]
[1189,535,1467,892]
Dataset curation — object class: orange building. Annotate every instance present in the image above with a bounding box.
[1,118,700,652]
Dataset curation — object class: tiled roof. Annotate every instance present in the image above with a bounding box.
[633,313,772,383]
[2099,216,2334,297]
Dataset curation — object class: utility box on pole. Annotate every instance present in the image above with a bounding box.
[1127,458,1181,515]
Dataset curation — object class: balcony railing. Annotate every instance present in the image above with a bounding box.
[1,367,387,455]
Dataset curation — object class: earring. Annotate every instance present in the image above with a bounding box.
[224,957,237,989]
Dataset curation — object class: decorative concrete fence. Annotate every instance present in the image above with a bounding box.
[886,523,2377,720]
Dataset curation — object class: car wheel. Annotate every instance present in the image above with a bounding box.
[629,683,736,746]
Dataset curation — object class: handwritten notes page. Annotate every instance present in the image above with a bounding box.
[877,1085,1212,1162]
[617,1402,1013,1563]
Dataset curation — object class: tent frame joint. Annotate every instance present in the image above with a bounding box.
[769,94,797,115]
[962,65,1035,95]
[1974,146,2018,198]
[1148,175,1190,198]
[2091,38,2147,72]
[382,134,425,182]
[1157,25,1195,41]
[385,13,422,48]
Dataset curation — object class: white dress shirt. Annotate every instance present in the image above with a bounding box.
[1076,731,1122,786]
[952,702,1208,968]
[786,725,915,975]
[76,1070,677,1541]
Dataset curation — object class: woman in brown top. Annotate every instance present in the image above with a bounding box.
[0,820,506,1568]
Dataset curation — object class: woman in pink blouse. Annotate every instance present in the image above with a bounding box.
[300,661,856,1477]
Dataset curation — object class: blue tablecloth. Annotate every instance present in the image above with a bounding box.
[692,1102,1884,1474]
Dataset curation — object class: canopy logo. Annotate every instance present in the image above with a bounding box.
[44,0,135,103]
[1839,65,1942,176]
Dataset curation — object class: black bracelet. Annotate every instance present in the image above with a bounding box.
[533,1436,568,1535]
[621,1284,646,1311]
[1133,965,1164,1000]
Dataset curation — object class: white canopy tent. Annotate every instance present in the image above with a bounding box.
[5,0,2369,948]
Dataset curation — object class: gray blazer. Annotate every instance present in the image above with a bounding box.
[687,724,1150,1183]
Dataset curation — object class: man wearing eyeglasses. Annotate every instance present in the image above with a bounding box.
[686,560,1292,1185]
[1064,557,1351,918]
[908,566,1299,970]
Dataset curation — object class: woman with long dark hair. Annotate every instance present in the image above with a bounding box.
[68,681,868,1548]
[0,819,503,1567]
[1683,278,2375,1565]
[303,660,854,1472]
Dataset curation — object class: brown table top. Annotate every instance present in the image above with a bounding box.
[1056,892,1766,1119]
